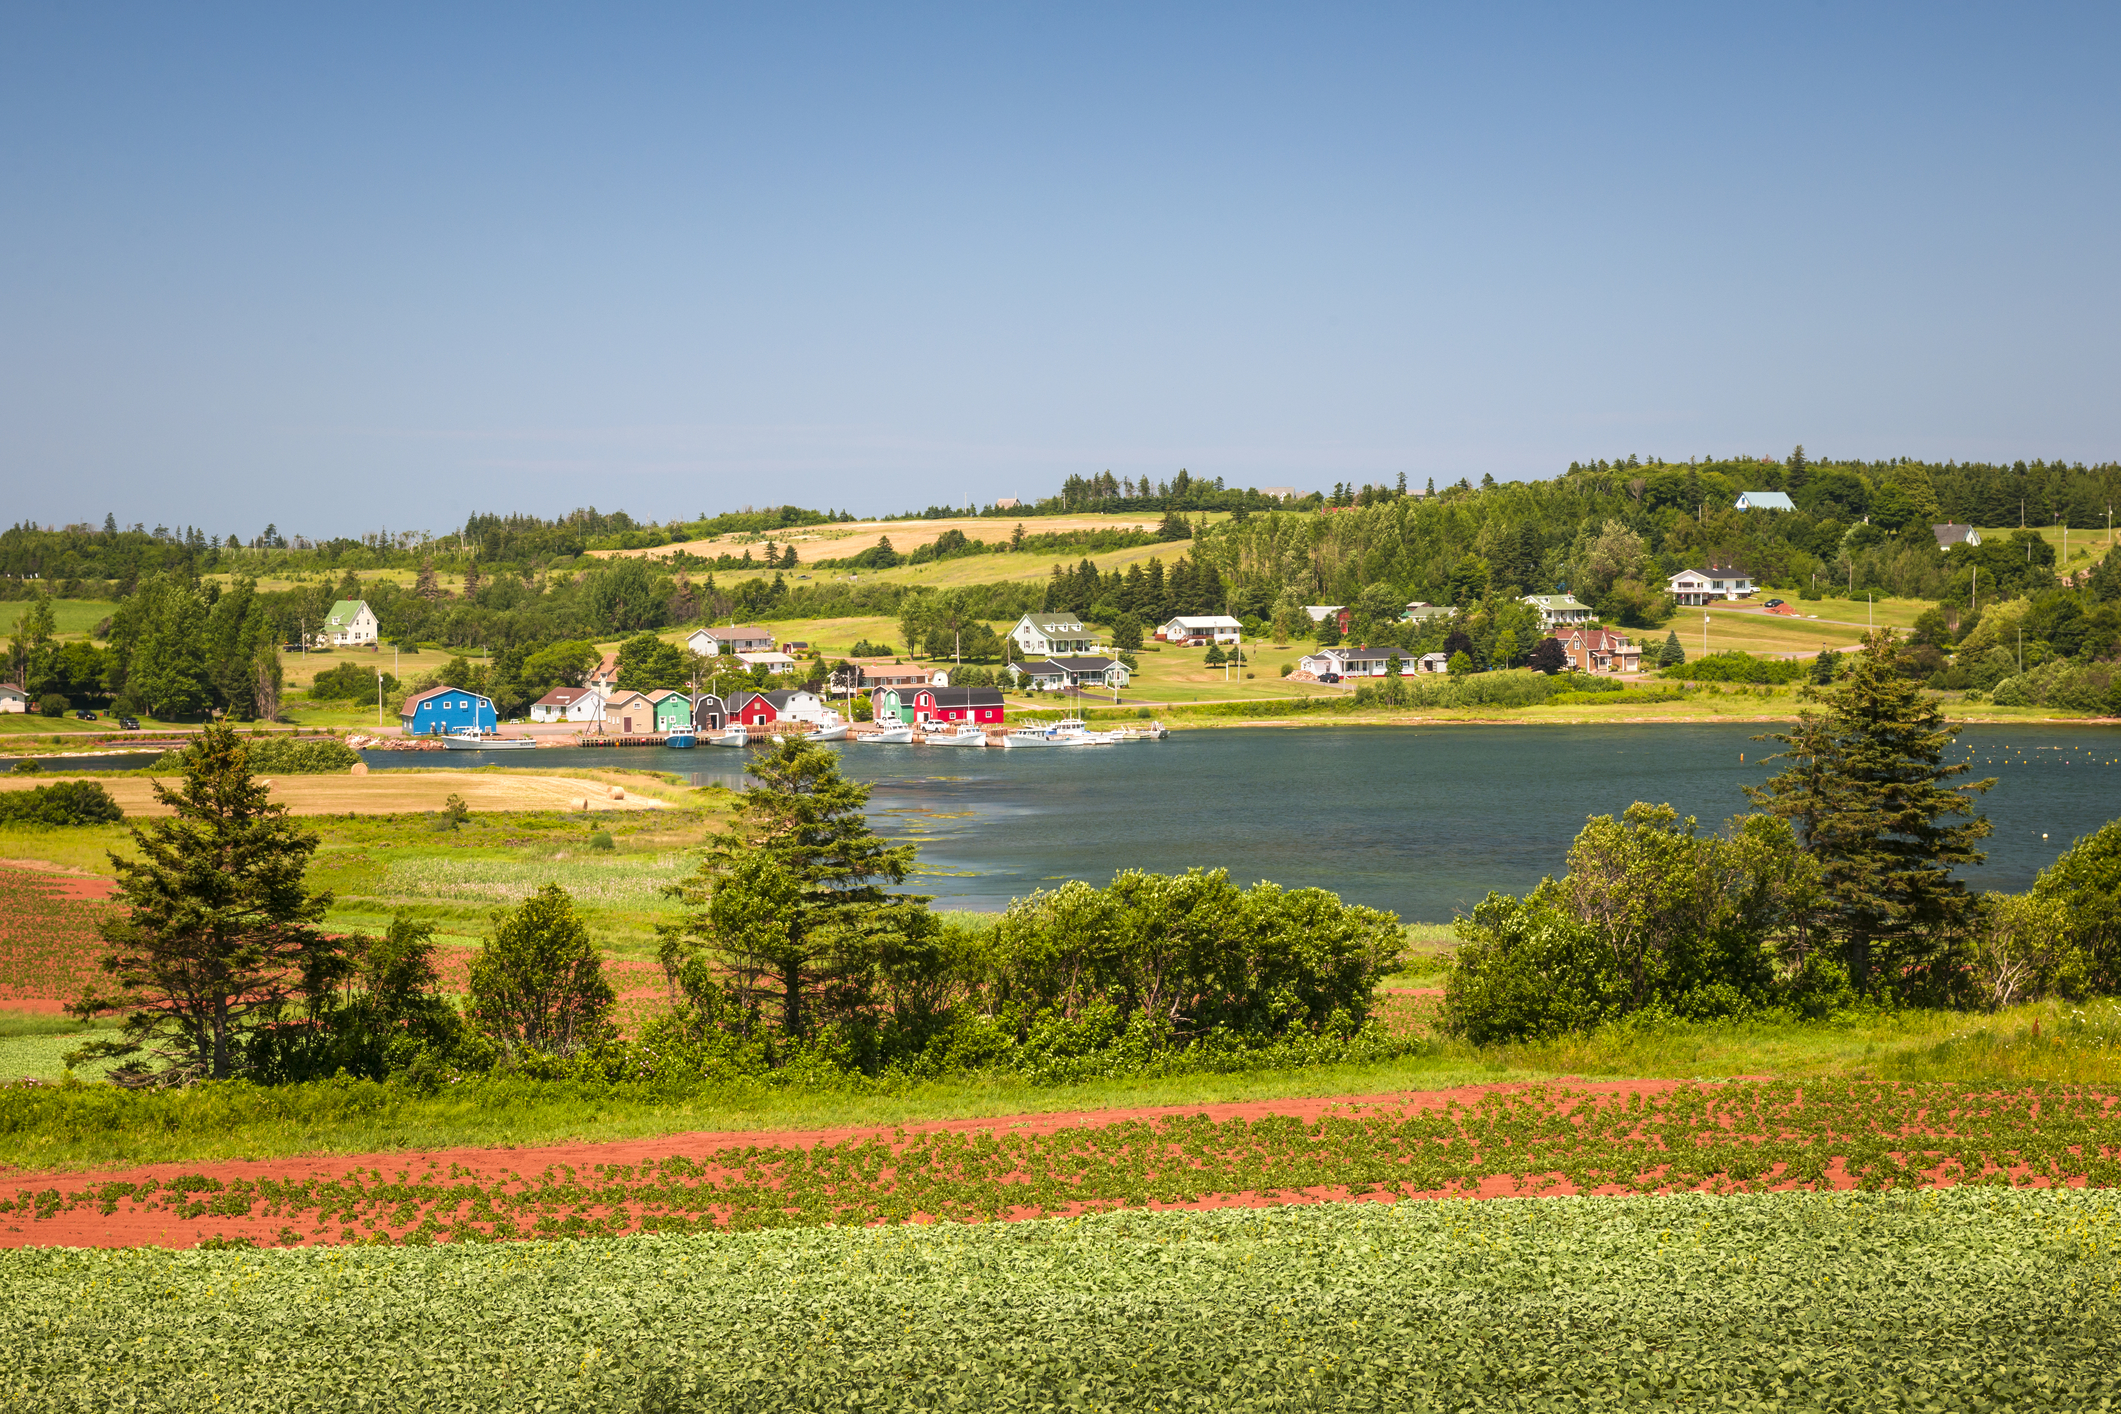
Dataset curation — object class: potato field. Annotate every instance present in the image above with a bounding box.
[4,1188,2118,1411]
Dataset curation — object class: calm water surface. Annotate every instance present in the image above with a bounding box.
[357,723,2121,921]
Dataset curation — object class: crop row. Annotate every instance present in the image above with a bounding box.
[0,868,111,1005]
[5,1188,2119,1411]
[6,1081,2119,1247]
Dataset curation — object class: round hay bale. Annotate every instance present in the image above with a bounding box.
[349,762,369,776]
[569,797,588,811]
[608,785,626,801]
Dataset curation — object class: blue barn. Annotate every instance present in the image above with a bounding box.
[401,685,498,736]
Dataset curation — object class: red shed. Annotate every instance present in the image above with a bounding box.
[911,686,1006,725]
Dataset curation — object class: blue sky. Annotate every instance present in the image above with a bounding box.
[4,3,2118,536]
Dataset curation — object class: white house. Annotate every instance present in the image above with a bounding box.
[1668,565,1754,605]
[0,682,25,713]
[318,599,378,648]
[1520,593,1594,629]
[1012,655,1131,690]
[1010,613,1096,657]
[529,687,605,724]
[1416,652,1450,674]
[587,652,620,695]
[1933,523,1983,549]
[1260,487,1297,500]
[1297,647,1413,678]
[688,625,775,656]
[1734,491,1796,512]
[1157,615,1243,645]
[736,651,799,672]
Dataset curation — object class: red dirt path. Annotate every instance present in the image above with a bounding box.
[1,1078,1747,1249]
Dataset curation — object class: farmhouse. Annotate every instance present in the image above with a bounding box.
[529,687,604,724]
[908,685,1006,726]
[400,686,497,736]
[1734,491,1796,512]
[859,663,938,691]
[1008,660,1070,691]
[1157,615,1242,645]
[1933,523,1983,549]
[0,682,25,713]
[688,625,775,656]
[318,599,378,648]
[1259,487,1297,500]
[1010,613,1096,657]
[1548,627,1641,674]
[587,652,620,694]
[735,651,799,672]
[1667,564,1753,605]
[1520,593,1594,630]
[1297,646,1410,678]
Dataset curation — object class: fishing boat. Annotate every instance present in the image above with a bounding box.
[708,725,749,748]
[1002,721,1077,747]
[664,731,696,749]
[1051,717,1121,745]
[809,721,850,743]
[441,728,537,751]
[926,723,987,746]
[866,722,915,744]
[1117,720,1169,742]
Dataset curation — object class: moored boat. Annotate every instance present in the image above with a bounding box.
[708,725,749,748]
[810,721,850,742]
[927,724,987,746]
[664,731,697,749]
[866,722,915,744]
[441,729,537,750]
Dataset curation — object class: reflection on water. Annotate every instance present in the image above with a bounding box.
[362,723,2121,921]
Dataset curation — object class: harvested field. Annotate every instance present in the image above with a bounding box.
[0,867,114,1007]
[0,772,674,817]
[6,1079,2114,1249]
[593,513,1165,566]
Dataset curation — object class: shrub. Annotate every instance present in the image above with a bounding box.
[1658,652,1805,684]
[589,831,615,851]
[151,735,359,775]
[0,779,124,826]
[38,694,68,718]
[307,662,396,701]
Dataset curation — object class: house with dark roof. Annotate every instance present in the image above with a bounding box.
[907,685,1006,726]
[1009,613,1095,657]
[1548,627,1640,674]
[1009,655,1131,690]
[1933,523,1983,549]
[400,685,497,736]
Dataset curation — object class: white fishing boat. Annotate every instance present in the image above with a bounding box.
[809,721,850,743]
[866,722,915,744]
[1117,720,1169,742]
[1002,721,1073,747]
[441,728,537,751]
[708,725,749,748]
[926,723,987,746]
[1051,717,1121,745]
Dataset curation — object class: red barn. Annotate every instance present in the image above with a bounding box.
[911,686,1006,725]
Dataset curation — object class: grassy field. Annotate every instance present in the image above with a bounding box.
[2,996,2114,1168]
[9,1188,2113,1411]
[0,766,700,818]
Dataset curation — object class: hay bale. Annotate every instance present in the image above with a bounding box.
[569,797,588,811]
[348,762,369,776]
[608,785,626,801]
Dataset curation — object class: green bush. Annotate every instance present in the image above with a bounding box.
[151,734,359,775]
[37,694,68,718]
[1658,651,1806,684]
[0,779,123,826]
[307,661,397,701]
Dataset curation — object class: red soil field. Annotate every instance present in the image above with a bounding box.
[32,1076,2111,1253]
[0,866,115,1007]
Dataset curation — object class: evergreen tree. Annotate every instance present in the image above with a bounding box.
[1745,631,1995,995]
[67,724,335,1085]
[415,556,443,602]
[466,884,614,1057]
[659,737,926,1040]
[1659,631,1685,667]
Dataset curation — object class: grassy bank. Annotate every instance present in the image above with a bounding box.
[4,999,2114,1173]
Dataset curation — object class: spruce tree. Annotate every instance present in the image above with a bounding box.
[1745,631,1994,995]
[660,736,925,1039]
[68,723,335,1085]
[1659,631,1685,667]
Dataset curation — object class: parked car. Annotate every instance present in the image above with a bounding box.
[117,715,141,730]
[73,709,98,721]
[1319,673,1343,684]
[1763,597,1786,608]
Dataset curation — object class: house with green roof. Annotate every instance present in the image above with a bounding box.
[319,599,378,648]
